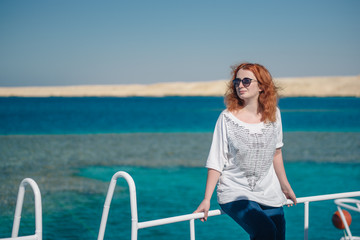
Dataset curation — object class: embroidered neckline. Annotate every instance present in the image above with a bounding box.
[224,110,263,126]
[223,111,273,131]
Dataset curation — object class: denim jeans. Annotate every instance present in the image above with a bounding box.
[220,200,285,240]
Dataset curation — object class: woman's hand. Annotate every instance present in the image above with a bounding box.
[194,199,211,222]
[283,186,297,206]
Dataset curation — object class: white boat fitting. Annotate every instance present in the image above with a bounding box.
[0,178,42,240]
[1,172,359,240]
[334,198,360,240]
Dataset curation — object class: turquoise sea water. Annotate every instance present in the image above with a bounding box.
[0,97,359,239]
[1,97,360,134]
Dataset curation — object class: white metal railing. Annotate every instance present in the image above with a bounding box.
[2,173,359,240]
[1,178,42,240]
[97,171,360,240]
[335,198,360,240]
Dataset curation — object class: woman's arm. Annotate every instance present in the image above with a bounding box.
[194,168,221,221]
[273,148,297,205]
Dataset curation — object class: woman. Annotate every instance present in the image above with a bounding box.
[194,63,297,240]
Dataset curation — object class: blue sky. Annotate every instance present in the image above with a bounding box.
[0,0,359,86]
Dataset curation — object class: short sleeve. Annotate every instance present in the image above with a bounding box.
[276,107,284,149]
[205,112,228,172]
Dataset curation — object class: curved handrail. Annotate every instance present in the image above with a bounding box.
[0,178,42,240]
[335,198,360,213]
[335,198,360,240]
[97,171,138,240]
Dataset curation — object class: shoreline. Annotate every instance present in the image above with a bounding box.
[0,75,359,97]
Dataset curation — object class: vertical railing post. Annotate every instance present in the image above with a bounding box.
[97,178,117,240]
[190,219,195,240]
[127,172,138,240]
[337,206,353,239]
[11,183,25,238]
[304,201,309,240]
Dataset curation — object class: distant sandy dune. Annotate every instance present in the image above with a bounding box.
[0,76,359,97]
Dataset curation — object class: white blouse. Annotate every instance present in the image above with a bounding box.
[205,108,287,206]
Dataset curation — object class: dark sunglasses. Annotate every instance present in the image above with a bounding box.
[233,78,257,88]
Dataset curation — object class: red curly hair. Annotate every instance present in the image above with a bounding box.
[224,63,279,122]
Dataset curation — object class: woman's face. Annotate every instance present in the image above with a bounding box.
[235,69,262,101]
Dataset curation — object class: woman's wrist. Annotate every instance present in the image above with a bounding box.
[281,184,292,194]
